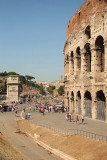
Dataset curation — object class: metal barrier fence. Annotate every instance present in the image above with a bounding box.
[24,105,107,143]
[35,122,107,143]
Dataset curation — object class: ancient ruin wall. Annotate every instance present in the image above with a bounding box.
[66,0,107,39]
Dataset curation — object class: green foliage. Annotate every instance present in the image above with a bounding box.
[0,71,19,76]
[0,71,7,76]
[47,86,56,94]
[0,84,7,93]
[35,84,40,89]
[26,81,35,87]
[7,72,19,75]
[57,85,64,96]
[0,80,3,83]
[51,86,56,90]
[39,83,45,95]
[19,75,26,84]
[25,75,35,81]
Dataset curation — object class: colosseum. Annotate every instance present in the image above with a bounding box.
[64,0,107,122]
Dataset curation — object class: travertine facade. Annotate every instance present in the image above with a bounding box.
[7,75,20,102]
[64,0,107,122]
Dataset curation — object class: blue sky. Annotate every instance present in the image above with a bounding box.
[0,0,86,82]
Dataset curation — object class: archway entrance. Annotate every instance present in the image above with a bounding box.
[71,91,74,112]
[84,91,92,118]
[77,91,81,114]
[84,43,91,72]
[76,47,81,72]
[95,36,104,72]
[96,90,106,121]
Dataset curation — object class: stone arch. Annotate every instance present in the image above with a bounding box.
[76,47,80,56]
[95,35,104,72]
[70,51,74,73]
[71,51,74,58]
[71,91,74,101]
[76,91,81,114]
[66,54,69,61]
[84,91,92,118]
[96,90,106,121]
[84,43,91,72]
[70,91,74,111]
[65,54,69,74]
[85,25,91,40]
[67,91,69,97]
[66,91,69,107]
[76,47,81,71]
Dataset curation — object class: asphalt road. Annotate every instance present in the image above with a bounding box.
[0,109,62,160]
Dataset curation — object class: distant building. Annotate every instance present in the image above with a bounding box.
[37,81,50,90]
[7,75,20,102]
[50,80,64,96]
[50,80,64,89]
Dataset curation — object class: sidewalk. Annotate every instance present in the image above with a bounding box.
[30,111,107,137]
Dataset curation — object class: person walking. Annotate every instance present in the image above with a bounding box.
[41,107,45,115]
[15,110,18,116]
[76,114,79,123]
[27,112,31,119]
[66,112,69,121]
[81,115,84,124]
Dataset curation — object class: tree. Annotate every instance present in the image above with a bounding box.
[57,85,64,96]
[0,71,8,76]
[39,83,45,95]
[19,75,27,84]
[7,72,19,75]
[47,86,56,94]
[35,83,40,89]
[0,80,7,93]
[25,75,35,81]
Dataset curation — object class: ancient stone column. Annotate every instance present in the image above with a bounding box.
[69,57,74,75]
[81,48,86,74]
[91,45,96,73]
[104,40,107,122]
[81,91,85,116]
[91,91,97,119]
[74,55,77,75]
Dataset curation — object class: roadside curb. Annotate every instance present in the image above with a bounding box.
[26,132,76,160]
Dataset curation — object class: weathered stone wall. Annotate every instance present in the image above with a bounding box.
[7,75,20,102]
[64,0,107,122]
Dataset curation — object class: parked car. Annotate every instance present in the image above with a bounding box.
[54,105,65,112]
[0,104,10,112]
[0,104,4,112]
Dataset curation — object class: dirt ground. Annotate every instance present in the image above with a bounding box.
[18,119,107,160]
[0,132,28,160]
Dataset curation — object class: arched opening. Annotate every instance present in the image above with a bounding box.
[84,91,92,118]
[70,51,74,73]
[96,90,106,121]
[71,51,73,58]
[76,47,81,71]
[76,47,80,56]
[71,91,74,112]
[66,91,69,108]
[95,36,104,72]
[66,55,69,61]
[84,43,91,72]
[71,91,74,100]
[85,26,91,40]
[65,54,69,74]
[76,91,81,114]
